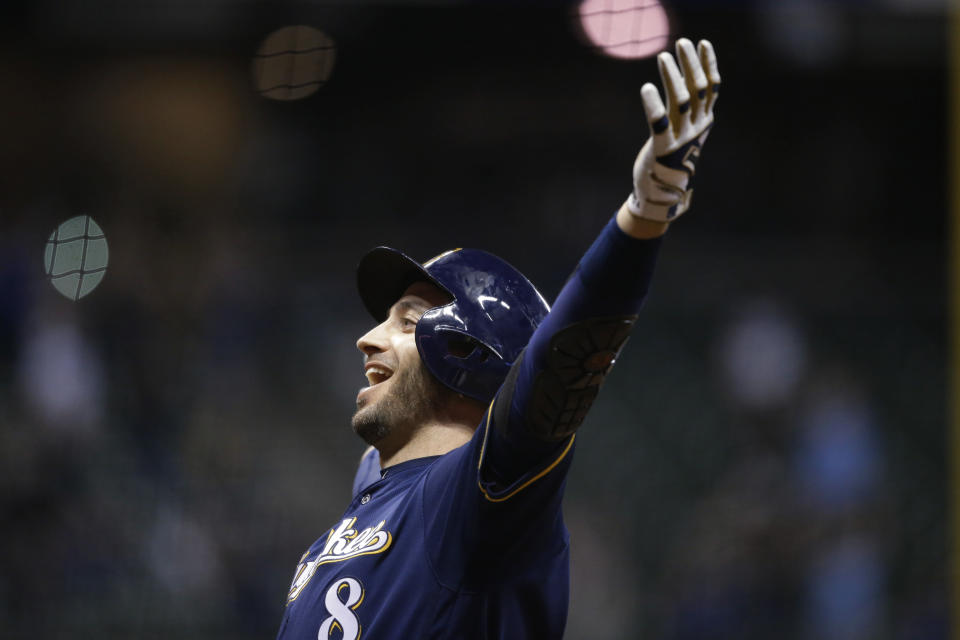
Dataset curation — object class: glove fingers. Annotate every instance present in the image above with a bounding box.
[676,38,708,121]
[640,82,669,138]
[656,51,689,137]
[698,39,721,115]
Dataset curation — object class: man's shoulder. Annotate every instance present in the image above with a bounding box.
[351,446,382,497]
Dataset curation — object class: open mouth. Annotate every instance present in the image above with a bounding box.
[364,365,394,386]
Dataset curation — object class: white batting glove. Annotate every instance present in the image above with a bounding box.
[626,38,721,223]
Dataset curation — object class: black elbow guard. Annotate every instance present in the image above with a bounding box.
[527,315,638,441]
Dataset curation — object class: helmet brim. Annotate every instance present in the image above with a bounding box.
[357,246,451,322]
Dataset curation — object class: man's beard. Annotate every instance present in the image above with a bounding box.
[351,359,451,447]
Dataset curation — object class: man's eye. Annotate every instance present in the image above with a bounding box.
[401,318,417,328]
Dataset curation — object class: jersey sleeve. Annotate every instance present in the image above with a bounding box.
[420,405,572,589]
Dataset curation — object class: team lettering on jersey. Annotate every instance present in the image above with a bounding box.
[287,517,393,603]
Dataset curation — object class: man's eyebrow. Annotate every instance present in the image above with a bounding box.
[390,298,430,315]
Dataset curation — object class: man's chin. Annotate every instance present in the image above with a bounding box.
[351,406,389,446]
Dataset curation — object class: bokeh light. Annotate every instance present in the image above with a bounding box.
[716,300,807,411]
[79,61,248,192]
[577,0,671,59]
[44,215,109,301]
[252,25,336,100]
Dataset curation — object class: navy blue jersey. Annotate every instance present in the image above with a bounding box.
[278,405,574,640]
[278,217,662,639]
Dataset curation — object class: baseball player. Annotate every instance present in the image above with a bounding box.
[277,37,720,639]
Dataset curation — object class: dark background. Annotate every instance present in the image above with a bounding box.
[0,1,947,638]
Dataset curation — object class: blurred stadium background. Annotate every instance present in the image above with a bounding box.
[0,0,948,638]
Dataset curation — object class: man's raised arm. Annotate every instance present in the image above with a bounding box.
[480,38,721,490]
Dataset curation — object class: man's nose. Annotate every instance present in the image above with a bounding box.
[356,320,390,355]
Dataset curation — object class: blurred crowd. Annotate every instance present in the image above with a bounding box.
[0,218,946,638]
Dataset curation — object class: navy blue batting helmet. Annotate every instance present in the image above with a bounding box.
[357,247,550,403]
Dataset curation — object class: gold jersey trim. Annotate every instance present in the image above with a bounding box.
[476,401,575,503]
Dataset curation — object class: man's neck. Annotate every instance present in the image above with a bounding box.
[378,420,476,468]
